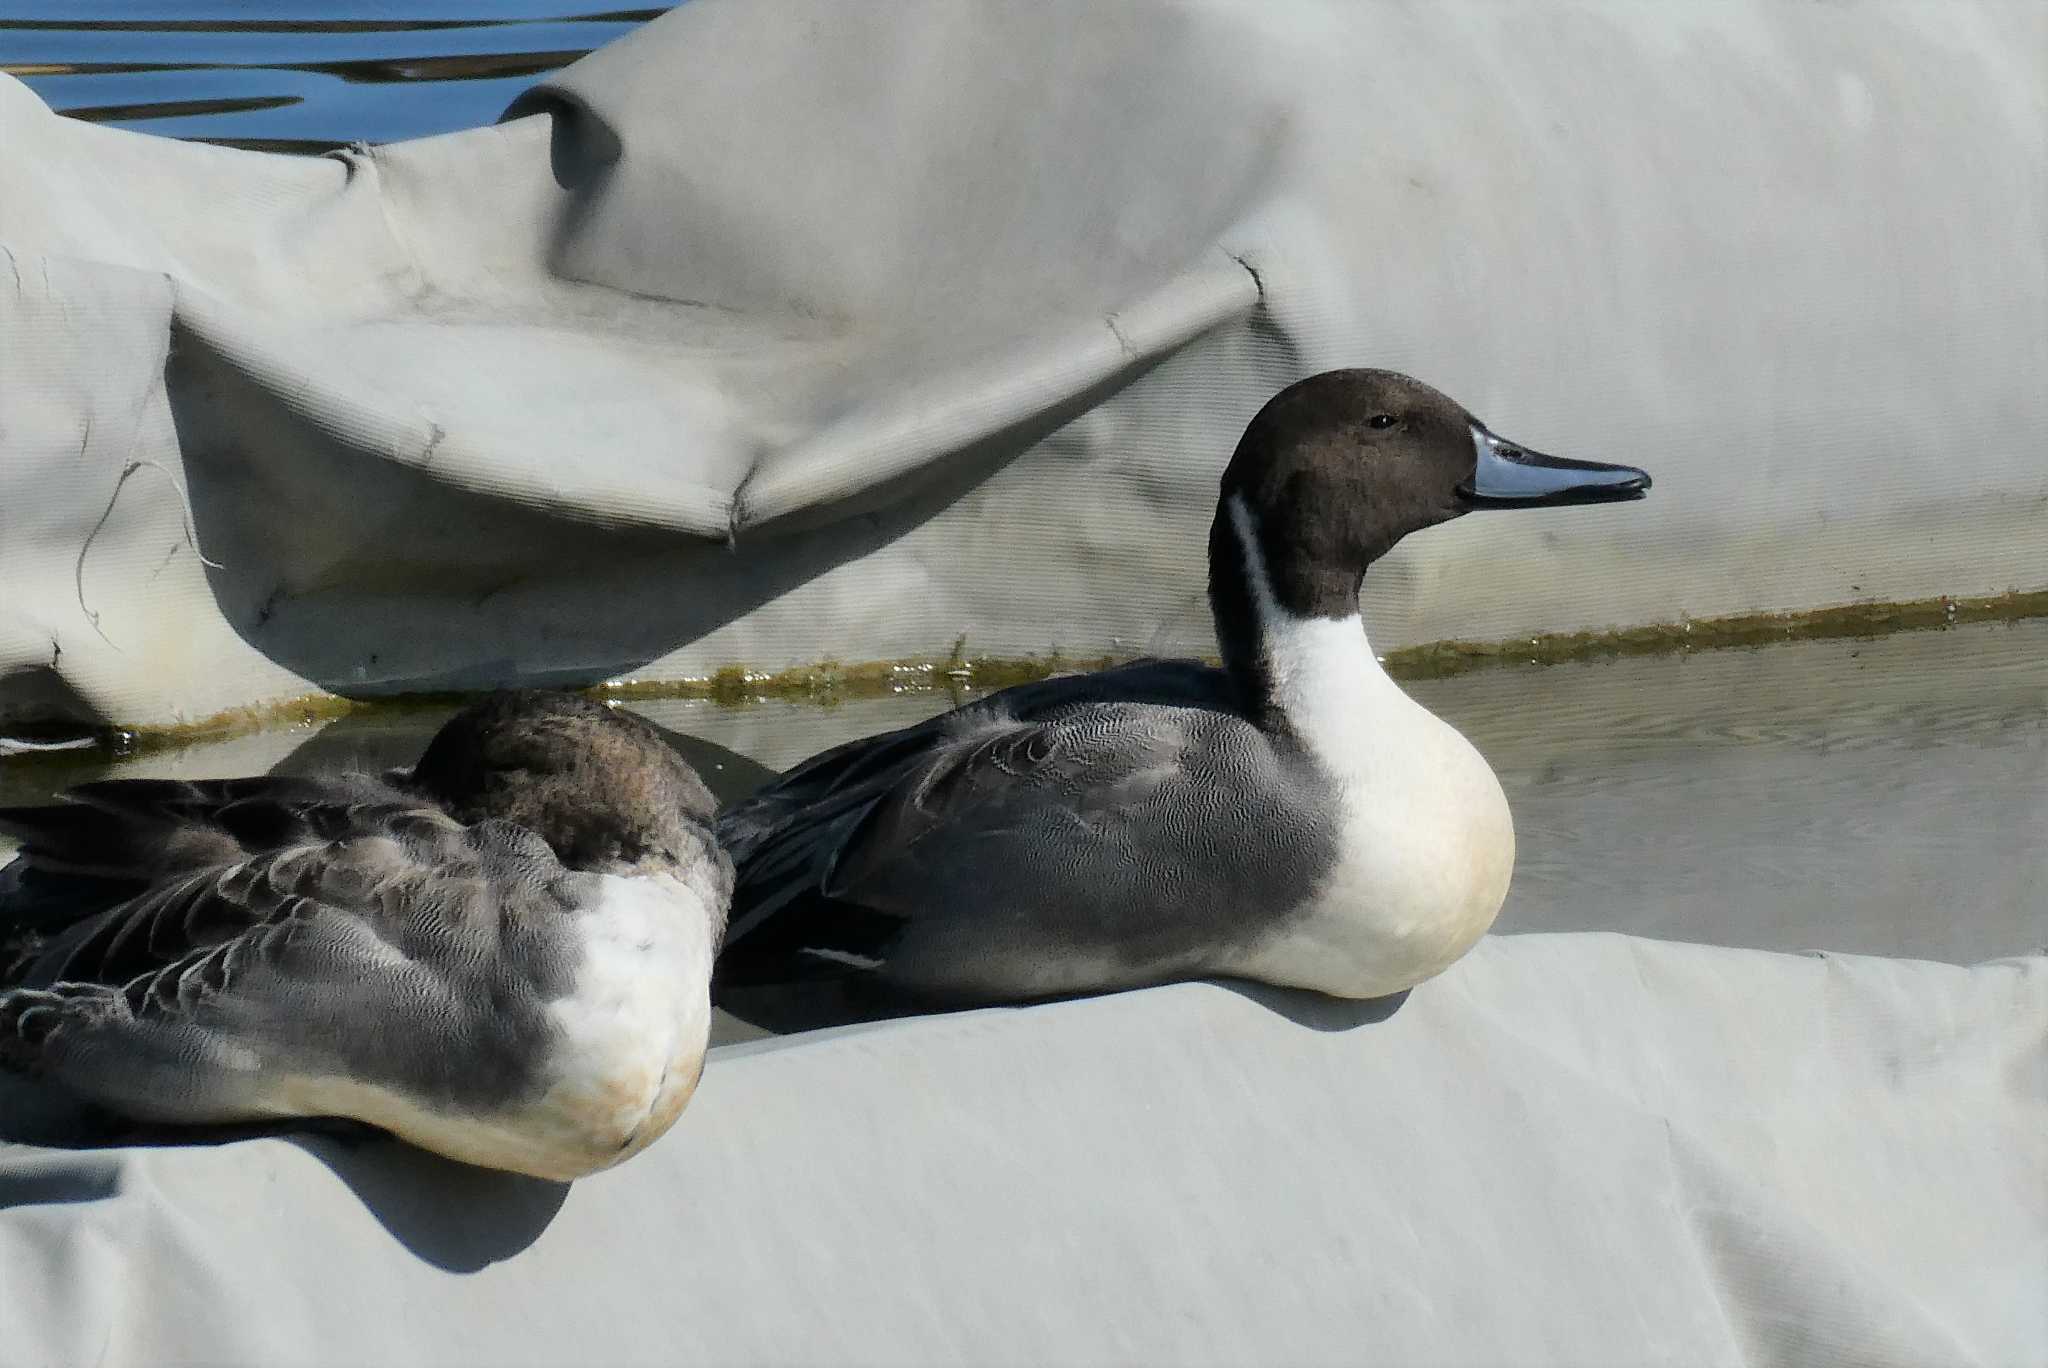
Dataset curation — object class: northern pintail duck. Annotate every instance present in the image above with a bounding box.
[0,691,731,1181]
[715,370,1649,1024]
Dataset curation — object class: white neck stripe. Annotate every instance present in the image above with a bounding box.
[1224,495,1390,724]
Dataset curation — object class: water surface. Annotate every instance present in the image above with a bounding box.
[7,619,2041,969]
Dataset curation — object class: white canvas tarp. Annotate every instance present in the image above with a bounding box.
[1,3,2042,1365]
[2,0,2042,730]
[3,936,2043,1368]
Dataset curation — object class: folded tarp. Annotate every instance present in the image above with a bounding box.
[2,934,2041,1367]
[3,0,2043,730]
[3,8,2043,1359]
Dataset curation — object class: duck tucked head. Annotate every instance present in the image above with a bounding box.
[409,690,718,876]
[1209,369,1650,621]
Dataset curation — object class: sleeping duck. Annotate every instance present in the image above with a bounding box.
[0,690,730,1181]
[715,369,1649,1026]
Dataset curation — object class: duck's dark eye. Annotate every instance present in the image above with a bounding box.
[1367,414,1397,430]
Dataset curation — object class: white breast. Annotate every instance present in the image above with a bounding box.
[293,870,716,1182]
[529,871,717,1170]
[1223,499,1516,999]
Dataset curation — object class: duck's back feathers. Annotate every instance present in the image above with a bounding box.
[717,660,1240,887]
[0,774,412,872]
[715,662,1198,932]
[715,660,1335,1012]
[2,782,583,1115]
[0,773,427,979]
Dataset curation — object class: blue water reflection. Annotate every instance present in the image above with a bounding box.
[0,2,672,152]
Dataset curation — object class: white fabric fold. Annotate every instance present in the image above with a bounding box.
[2,0,2040,727]
[2,935,2040,1367]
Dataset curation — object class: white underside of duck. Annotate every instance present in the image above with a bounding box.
[238,872,714,1182]
[1222,498,1516,999]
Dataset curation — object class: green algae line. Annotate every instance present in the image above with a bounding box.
[10,586,2045,756]
[1384,587,2048,681]
[602,586,2048,700]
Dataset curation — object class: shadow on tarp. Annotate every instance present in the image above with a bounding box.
[716,974,1411,1037]
[0,1074,569,1273]
[301,1134,571,1272]
[1221,980,1410,1031]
